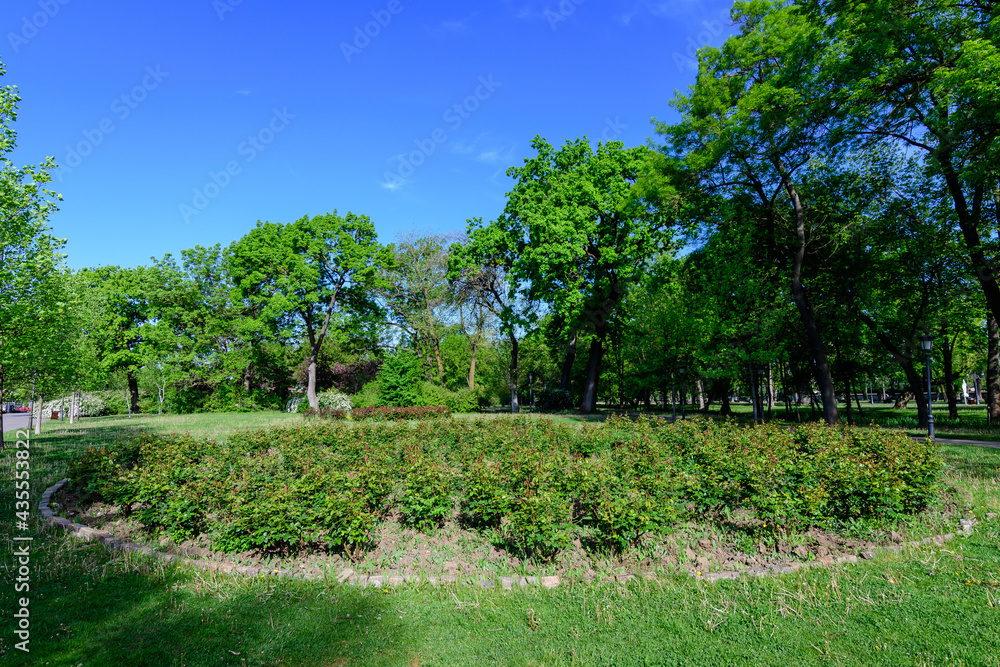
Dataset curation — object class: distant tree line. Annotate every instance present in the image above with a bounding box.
[4,0,999,428]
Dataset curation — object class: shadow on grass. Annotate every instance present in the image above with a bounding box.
[10,539,404,666]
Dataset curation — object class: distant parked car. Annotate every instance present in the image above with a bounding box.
[13,406,30,413]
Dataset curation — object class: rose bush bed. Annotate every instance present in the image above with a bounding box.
[67,417,942,561]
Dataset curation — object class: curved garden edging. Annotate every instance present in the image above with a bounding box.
[39,478,981,588]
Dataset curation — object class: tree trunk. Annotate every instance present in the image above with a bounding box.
[468,337,479,390]
[35,392,43,435]
[69,390,75,424]
[778,167,839,425]
[939,157,1000,329]
[560,332,577,391]
[433,338,446,386]
[717,378,733,417]
[127,370,141,414]
[988,314,1000,423]
[748,361,759,423]
[842,373,853,426]
[766,364,774,411]
[696,379,705,410]
[579,336,604,413]
[852,373,865,422]
[307,353,319,410]
[901,357,930,429]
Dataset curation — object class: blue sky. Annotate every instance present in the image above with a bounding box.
[2,0,735,270]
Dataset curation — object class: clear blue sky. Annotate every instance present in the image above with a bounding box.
[2,0,735,270]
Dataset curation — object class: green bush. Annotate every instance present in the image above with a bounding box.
[66,416,942,562]
[302,407,347,420]
[397,446,453,531]
[378,351,423,407]
[351,380,381,409]
[352,406,451,421]
[420,382,478,413]
[535,388,575,412]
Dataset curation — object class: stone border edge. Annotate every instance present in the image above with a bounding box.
[39,478,983,589]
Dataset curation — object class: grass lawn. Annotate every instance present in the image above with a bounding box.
[2,412,998,666]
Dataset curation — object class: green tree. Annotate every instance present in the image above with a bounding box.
[449,232,527,411]
[479,136,672,413]
[824,0,1000,326]
[228,212,392,410]
[76,266,149,414]
[0,59,70,442]
[377,349,422,407]
[662,0,844,423]
[378,234,454,385]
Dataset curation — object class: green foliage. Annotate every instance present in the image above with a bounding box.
[351,406,451,421]
[302,407,347,420]
[351,380,381,409]
[507,487,572,562]
[420,381,478,413]
[67,416,942,562]
[377,351,423,407]
[397,446,453,531]
[534,388,574,412]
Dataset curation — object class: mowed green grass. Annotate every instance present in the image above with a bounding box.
[1,412,998,666]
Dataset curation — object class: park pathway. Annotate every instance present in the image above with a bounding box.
[2,413,52,434]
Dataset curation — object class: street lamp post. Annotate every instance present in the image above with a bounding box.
[920,334,935,440]
[679,362,687,420]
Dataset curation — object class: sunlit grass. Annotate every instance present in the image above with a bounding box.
[2,410,998,665]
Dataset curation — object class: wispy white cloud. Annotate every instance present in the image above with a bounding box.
[614,0,708,26]
[426,14,477,38]
[451,133,515,166]
[476,146,516,164]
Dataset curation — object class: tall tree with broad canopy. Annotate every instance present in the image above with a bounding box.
[661,0,844,424]
[0,58,68,444]
[820,0,1000,327]
[449,225,530,411]
[228,212,392,410]
[481,136,673,413]
[377,234,454,384]
[75,266,150,414]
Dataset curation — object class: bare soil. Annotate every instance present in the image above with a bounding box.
[55,486,958,583]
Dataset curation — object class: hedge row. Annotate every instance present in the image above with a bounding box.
[68,417,942,561]
[300,405,452,421]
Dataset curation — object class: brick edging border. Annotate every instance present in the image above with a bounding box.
[38,478,981,589]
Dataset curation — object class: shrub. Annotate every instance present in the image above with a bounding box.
[323,486,377,561]
[397,447,453,531]
[302,407,347,420]
[351,406,451,421]
[378,351,423,407]
[535,388,575,412]
[507,487,572,561]
[65,416,942,563]
[462,458,510,528]
[351,380,381,409]
[420,382,478,413]
[316,390,352,411]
